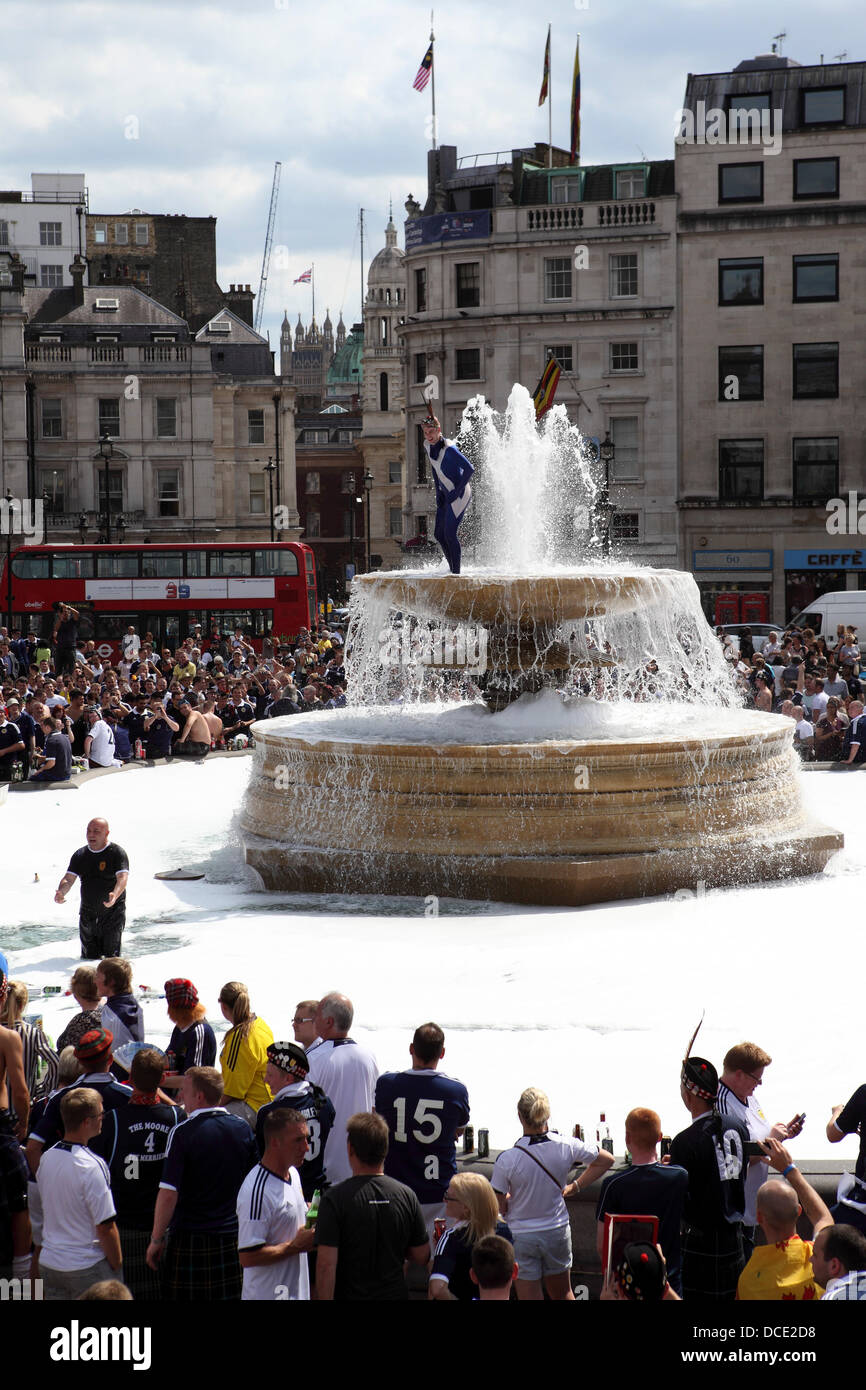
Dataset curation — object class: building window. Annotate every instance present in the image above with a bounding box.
[793,157,839,199]
[414,267,427,312]
[455,348,481,380]
[156,398,177,438]
[0,220,8,247]
[413,352,427,383]
[248,474,266,515]
[341,471,357,494]
[336,429,356,443]
[157,469,180,517]
[388,461,402,484]
[41,398,62,438]
[718,345,763,401]
[609,417,640,480]
[545,345,573,373]
[611,512,640,542]
[379,372,389,411]
[801,87,845,125]
[98,398,121,437]
[609,253,638,298]
[718,163,763,203]
[380,316,388,345]
[93,224,107,244]
[416,515,428,538]
[39,222,62,246]
[551,175,582,203]
[416,426,428,483]
[39,264,63,288]
[114,223,128,244]
[134,222,149,245]
[305,472,320,494]
[719,440,764,501]
[793,438,839,503]
[793,342,838,399]
[456,262,480,308]
[615,169,645,198]
[305,429,329,444]
[248,409,265,444]
[719,258,763,305]
[793,254,839,303]
[544,257,572,301]
[609,342,638,372]
[305,507,320,537]
[40,470,65,513]
[97,469,124,515]
[725,91,771,115]
[389,506,403,536]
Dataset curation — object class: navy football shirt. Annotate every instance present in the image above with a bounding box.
[375,1068,470,1203]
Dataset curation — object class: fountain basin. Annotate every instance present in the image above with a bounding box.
[240,704,842,907]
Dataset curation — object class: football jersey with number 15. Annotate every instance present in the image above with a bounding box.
[375,1069,470,1204]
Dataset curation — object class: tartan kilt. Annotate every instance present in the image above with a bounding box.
[0,1112,28,1212]
[163,1230,243,1301]
[681,1222,745,1301]
[119,1225,163,1301]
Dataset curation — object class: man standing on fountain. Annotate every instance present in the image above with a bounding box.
[422,415,473,575]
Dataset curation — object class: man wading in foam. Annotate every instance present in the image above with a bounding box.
[421,415,473,575]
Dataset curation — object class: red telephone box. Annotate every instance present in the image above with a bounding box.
[714,593,741,625]
[741,591,770,624]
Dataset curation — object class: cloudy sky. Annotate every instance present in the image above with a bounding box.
[2,0,856,349]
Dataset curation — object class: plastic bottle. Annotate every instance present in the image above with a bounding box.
[305,1188,321,1228]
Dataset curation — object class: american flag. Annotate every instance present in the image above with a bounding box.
[413,43,433,91]
[293,268,312,284]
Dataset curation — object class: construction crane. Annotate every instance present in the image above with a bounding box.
[254,160,281,334]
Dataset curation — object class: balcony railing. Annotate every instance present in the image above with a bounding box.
[526,205,584,232]
[140,345,188,363]
[26,344,72,363]
[24,344,192,367]
[597,200,656,227]
[522,199,658,234]
[90,345,125,363]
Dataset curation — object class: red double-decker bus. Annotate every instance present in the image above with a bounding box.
[2,541,317,661]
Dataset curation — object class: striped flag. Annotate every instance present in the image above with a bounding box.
[570,36,581,162]
[413,43,433,91]
[533,356,561,419]
[293,268,312,284]
[538,25,550,106]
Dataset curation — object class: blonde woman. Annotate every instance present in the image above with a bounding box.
[217,981,273,1126]
[429,1172,512,1301]
[491,1086,614,1301]
[1,981,59,1099]
[55,966,103,1053]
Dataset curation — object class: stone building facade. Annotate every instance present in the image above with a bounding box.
[676,55,866,625]
[0,174,88,290]
[398,144,679,567]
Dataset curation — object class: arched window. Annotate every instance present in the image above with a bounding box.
[379,372,389,411]
[380,317,388,345]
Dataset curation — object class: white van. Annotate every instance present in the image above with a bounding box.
[790,590,866,639]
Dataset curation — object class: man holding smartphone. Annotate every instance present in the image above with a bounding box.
[716,1042,804,1258]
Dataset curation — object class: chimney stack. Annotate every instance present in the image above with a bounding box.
[69,253,86,307]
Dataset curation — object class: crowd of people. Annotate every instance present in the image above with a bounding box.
[1,959,865,1303]
[718,622,864,764]
[0,607,349,783]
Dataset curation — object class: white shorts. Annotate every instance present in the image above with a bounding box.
[512,1224,572,1281]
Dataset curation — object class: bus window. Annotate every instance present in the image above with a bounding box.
[163,614,181,648]
[209,552,252,577]
[97,553,138,578]
[253,548,299,576]
[217,610,254,634]
[185,552,207,576]
[52,552,95,579]
[12,553,49,579]
[141,552,183,578]
[94,613,138,642]
[304,550,314,573]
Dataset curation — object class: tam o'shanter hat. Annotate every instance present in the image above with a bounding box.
[164,978,199,1009]
[75,1027,113,1061]
[681,1014,718,1102]
[267,1041,309,1077]
[615,1243,666,1302]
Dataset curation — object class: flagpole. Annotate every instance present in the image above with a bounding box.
[548,23,552,168]
[430,12,437,149]
[311,262,315,325]
[575,33,581,165]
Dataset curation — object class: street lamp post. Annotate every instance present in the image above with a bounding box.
[264,457,276,542]
[5,491,13,630]
[597,431,616,558]
[346,471,356,591]
[363,469,374,572]
[98,431,114,544]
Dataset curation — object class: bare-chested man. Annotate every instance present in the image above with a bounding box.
[202,700,223,747]
[173,700,212,758]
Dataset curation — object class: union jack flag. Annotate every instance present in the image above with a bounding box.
[293,268,312,284]
[413,43,433,92]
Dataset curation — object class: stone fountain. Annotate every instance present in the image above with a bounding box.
[240,388,842,906]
